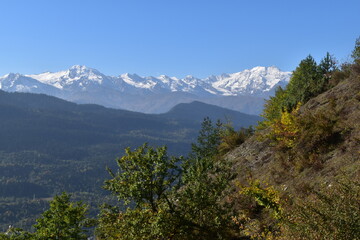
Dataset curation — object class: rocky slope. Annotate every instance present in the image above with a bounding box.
[227,73,360,194]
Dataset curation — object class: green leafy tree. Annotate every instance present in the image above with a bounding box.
[175,155,235,239]
[97,119,237,239]
[174,118,236,239]
[104,143,182,211]
[97,144,182,239]
[33,192,89,240]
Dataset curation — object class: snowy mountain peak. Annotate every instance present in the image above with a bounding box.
[24,65,106,89]
[70,65,88,70]
[1,65,292,106]
[66,65,102,79]
[211,66,291,96]
[2,73,22,80]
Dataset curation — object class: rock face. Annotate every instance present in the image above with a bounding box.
[226,74,360,192]
[0,65,291,115]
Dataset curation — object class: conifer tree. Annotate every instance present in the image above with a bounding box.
[285,55,321,109]
[351,37,360,62]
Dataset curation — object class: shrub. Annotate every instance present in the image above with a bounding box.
[266,103,301,150]
[281,178,360,240]
[219,124,254,154]
[233,180,283,239]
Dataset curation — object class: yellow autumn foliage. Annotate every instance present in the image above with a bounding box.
[271,103,301,148]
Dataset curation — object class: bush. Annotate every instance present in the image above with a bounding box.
[281,178,360,240]
[232,180,283,239]
[219,125,254,154]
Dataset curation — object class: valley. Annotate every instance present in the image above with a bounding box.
[0,90,260,230]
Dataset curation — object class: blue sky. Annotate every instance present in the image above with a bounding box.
[0,0,359,78]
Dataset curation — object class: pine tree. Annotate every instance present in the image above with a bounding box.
[190,117,222,160]
[317,52,338,92]
[285,55,321,109]
[351,37,360,62]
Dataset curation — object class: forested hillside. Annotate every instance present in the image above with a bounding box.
[0,91,260,232]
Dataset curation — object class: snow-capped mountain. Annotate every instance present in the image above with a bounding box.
[27,65,115,90]
[0,73,60,94]
[0,65,291,114]
[209,66,290,96]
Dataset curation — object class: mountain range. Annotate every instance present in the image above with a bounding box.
[0,65,291,115]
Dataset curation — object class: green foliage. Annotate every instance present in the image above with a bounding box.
[318,52,338,91]
[97,118,237,239]
[282,178,360,240]
[175,154,235,238]
[104,143,182,211]
[98,144,186,238]
[33,192,89,240]
[258,87,288,129]
[0,227,34,240]
[174,117,237,239]
[260,53,338,129]
[191,117,222,159]
[96,203,178,240]
[352,37,360,62]
[98,144,181,239]
[286,55,322,109]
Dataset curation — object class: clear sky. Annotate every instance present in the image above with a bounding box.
[0,0,359,78]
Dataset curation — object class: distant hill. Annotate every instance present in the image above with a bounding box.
[161,101,261,128]
[0,91,259,155]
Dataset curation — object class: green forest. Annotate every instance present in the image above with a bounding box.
[1,37,360,239]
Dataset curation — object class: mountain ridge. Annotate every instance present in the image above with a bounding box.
[0,66,291,114]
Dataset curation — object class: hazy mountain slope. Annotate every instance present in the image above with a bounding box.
[0,90,259,191]
[201,95,266,115]
[161,101,261,128]
[0,90,260,157]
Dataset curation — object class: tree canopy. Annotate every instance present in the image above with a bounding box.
[34,192,89,240]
